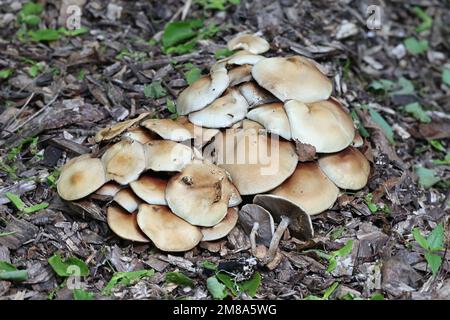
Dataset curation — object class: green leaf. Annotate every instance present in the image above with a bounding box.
[326,257,337,273]
[184,67,202,85]
[424,252,442,275]
[27,62,44,78]
[215,48,234,59]
[166,98,177,114]
[426,223,444,251]
[412,227,430,250]
[404,102,431,123]
[29,29,60,42]
[102,269,154,295]
[21,2,44,16]
[333,240,354,257]
[368,79,395,93]
[369,108,395,144]
[47,170,60,187]
[165,271,194,287]
[404,37,428,55]
[216,272,239,296]
[5,192,26,211]
[392,77,415,96]
[322,282,339,300]
[364,193,378,213]
[0,261,28,281]
[206,276,228,300]
[443,68,450,87]
[415,166,441,188]
[428,140,446,152]
[413,6,433,33]
[0,261,17,272]
[239,272,261,297]
[57,27,89,37]
[0,231,16,237]
[202,261,217,271]
[0,68,15,79]
[22,14,41,26]
[350,110,370,138]
[144,81,167,99]
[432,153,450,166]
[48,254,89,277]
[370,293,385,300]
[304,294,322,300]
[23,202,49,214]
[73,288,94,300]
[162,19,203,49]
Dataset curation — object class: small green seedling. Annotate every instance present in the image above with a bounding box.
[304,282,339,300]
[412,224,445,275]
[5,192,49,215]
[102,269,155,295]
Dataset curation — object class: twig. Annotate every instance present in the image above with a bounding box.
[181,0,192,20]
[5,93,35,131]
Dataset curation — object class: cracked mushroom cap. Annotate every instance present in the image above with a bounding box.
[137,204,203,252]
[94,113,149,143]
[271,162,339,215]
[129,174,167,205]
[107,205,149,242]
[101,139,146,185]
[223,178,242,207]
[318,147,370,190]
[176,63,229,115]
[165,163,231,227]
[239,204,275,246]
[176,116,219,148]
[214,129,298,195]
[252,56,332,103]
[238,81,278,108]
[113,188,142,213]
[247,102,291,140]
[253,194,314,241]
[144,140,195,172]
[229,64,253,86]
[201,207,239,241]
[141,118,193,142]
[188,88,249,128]
[227,34,270,54]
[284,99,355,153]
[57,155,108,201]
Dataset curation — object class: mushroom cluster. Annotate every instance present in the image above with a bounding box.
[56,33,370,258]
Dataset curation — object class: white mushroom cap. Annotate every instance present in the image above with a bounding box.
[122,127,159,144]
[238,81,278,108]
[284,99,355,153]
[228,64,253,86]
[225,50,266,66]
[201,207,239,241]
[57,155,107,201]
[351,132,364,148]
[246,102,291,140]
[101,139,146,185]
[227,34,270,54]
[176,116,219,148]
[231,119,264,130]
[141,118,193,142]
[95,181,122,197]
[252,56,332,103]
[113,188,142,213]
[239,204,275,246]
[165,163,231,227]
[137,204,203,252]
[271,162,339,215]
[94,113,149,143]
[107,205,149,242]
[318,147,370,190]
[188,88,249,128]
[144,140,195,172]
[130,174,167,205]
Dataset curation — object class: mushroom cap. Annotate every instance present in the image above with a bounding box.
[252,56,332,103]
[284,99,355,153]
[201,207,239,241]
[130,174,167,205]
[351,132,364,148]
[238,81,278,108]
[137,204,203,252]
[94,113,149,143]
[122,127,159,144]
[231,119,264,130]
[165,163,231,227]
[101,139,146,184]
[144,140,195,172]
[246,102,291,140]
[271,162,339,215]
[95,181,122,197]
[176,116,219,148]
[239,204,275,246]
[214,129,298,195]
[225,50,266,66]
[227,34,270,54]
[176,64,229,115]
[188,88,249,128]
[57,155,107,201]
[141,118,193,142]
[107,205,149,242]
[318,147,370,190]
[253,194,314,241]
[229,64,253,86]
[223,178,242,207]
[113,188,142,213]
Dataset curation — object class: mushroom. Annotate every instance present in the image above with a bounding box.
[246,102,291,140]
[318,147,370,190]
[129,174,167,205]
[188,88,249,128]
[231,119,264,131]
[284,99,355,153]
[94,181,122,197]
[227,34,270,54]
[239,204,275,247]
[271,162,339,215]
[175,116,219,148]
[141,118,193,142]
[107,205,149,242]
[223,177,242,207]
[253,194,314,263]
[165,163,231,227]
[228,64,253,86]
[101,139,146,184]
[144,140,195,172]
[57,155,107,201]
[252,56,332,103]
[137,204,203,252]
[94,113,149,143]
[224,50,266,66]
[113,188,142,213]
[351,132,364,147]
[122,127,159,144]
[238,82,278,108]
[201,207,239,241]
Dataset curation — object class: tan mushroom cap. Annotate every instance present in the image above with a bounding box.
[284,99,355,153]
[228,64,253,86]
[252,56,332,103]
[130,174,167,205]
[137,204,203,252]
[165,163,231,227]
[247,102,291,140]
[107,205,149,242]
[214,129,298,195]
[176,63,229,115]
[176,116,219,148]
[57,155,107,201]
[101,139,146,185]
[141,118,193,142]
[238,81,278,108]
[145,140,195,172]
[227,34,270,54]
[114,188,142,213]
[231,119,264,130]
[201,207,239,241]
[95,181,122,197]
[318,147,370,190]
[94,113,149,143]
[188,88,249,128]
[351,132,364,148]
[122,127,159,144]
[271,162,339,215]
[225,50,266,66]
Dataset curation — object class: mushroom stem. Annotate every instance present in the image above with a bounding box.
[250,222,259,257]
[265,216,290,264]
